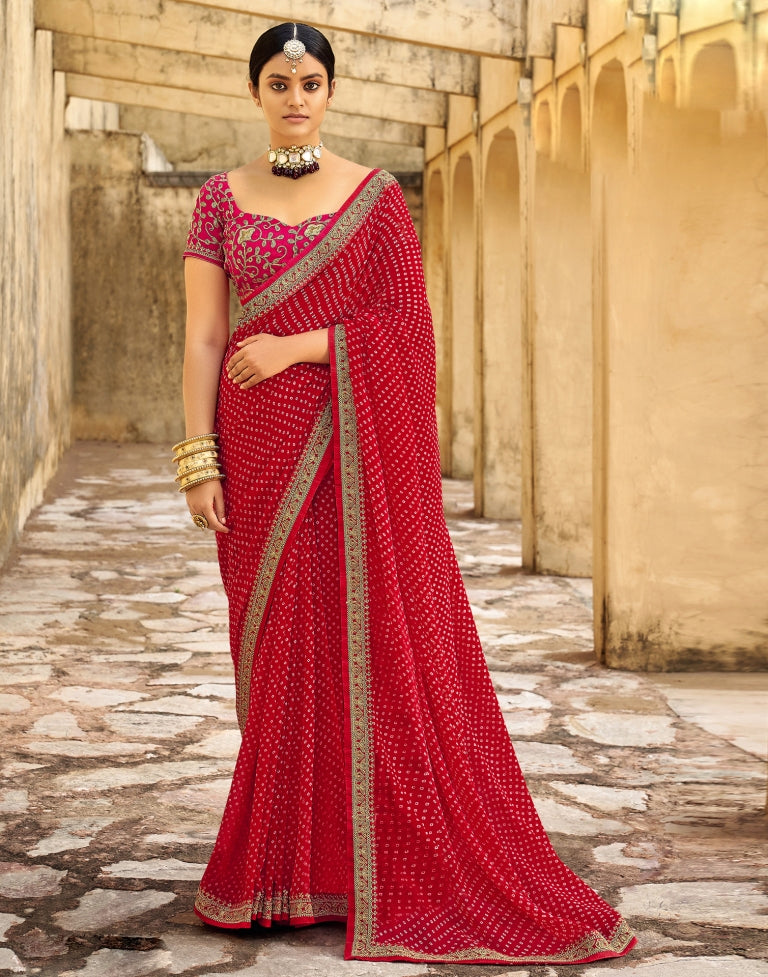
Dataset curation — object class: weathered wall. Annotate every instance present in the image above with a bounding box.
[425,5,768,670]
[118,106,424,233]
[119,106,421,174]
[597,93,768,670]
[0,1,71,566]
[69,131,194,443]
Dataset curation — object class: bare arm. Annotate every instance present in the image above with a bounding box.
[182,257,230,532]
[227,329,329,389]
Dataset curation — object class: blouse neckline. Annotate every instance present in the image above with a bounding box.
[221,173,336,228]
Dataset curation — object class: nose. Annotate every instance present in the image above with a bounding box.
[287,84,305,109]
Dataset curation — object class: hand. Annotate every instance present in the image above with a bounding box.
[186,480,228,533]
[227,334,295,389]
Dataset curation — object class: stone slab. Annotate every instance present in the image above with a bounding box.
[53,888,177,932]
[513,742,593,775]
[550,782,649,812]
[52,758,229,792]
[0,863,66,899]
[617,881,768,929]
[0,913,24,941]
[532,798,629,836]
[162,930,232,973]
[60,948,173,976]
[0,791,29,815]
[583,957,768,976]
[48,686,148,708]
[565,712,677,747]
[101,859,206,881]
[0,694,31,714]
[0,948,25,973]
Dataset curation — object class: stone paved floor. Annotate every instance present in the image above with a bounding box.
[1,442,767,977]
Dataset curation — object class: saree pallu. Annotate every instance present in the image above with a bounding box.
[194,170,636,965]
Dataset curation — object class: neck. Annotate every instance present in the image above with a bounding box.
[269,130,322,149]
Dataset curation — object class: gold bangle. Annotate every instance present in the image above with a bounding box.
[172,443,219,463]
[179,471,221,489]
[175,463,222,483]
[177,472,225,493]
[172,433,218,453]
[176,451,220,473]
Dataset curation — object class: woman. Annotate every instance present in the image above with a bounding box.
[178,21,636,966]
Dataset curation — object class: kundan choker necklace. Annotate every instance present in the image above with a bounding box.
[268,142,323,179]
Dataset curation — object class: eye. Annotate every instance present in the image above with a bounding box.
[270,82,286,92]
[305,82,320,91]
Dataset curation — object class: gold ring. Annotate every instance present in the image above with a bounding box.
[191,513,209,530]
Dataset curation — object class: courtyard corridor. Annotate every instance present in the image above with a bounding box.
[0,443,766,977]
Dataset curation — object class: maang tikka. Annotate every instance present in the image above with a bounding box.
[283,23,306,74]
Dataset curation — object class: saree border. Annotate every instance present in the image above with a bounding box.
[237,170,396,326]
[195,886,348,928]
[235,403,333,733]
[331,324,636,965]
[330,323,376,954]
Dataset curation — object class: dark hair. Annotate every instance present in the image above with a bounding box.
[249,22,335,88]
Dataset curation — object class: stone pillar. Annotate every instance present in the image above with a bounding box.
[530,85,592,575]
[480,127,523,518]
[425,168,452,473]
[449,153,477,480]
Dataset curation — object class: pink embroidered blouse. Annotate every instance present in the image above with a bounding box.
[183,173,335,301]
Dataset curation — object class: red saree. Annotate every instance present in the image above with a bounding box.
[192,169,636,965]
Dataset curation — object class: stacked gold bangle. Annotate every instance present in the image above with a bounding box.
[172,434,225,493]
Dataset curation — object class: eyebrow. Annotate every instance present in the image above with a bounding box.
[266,72,324,81]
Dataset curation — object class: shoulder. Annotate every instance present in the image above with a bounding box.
[195,172,228,209]
[367,171,411,220]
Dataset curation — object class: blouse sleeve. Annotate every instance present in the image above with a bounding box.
[183,176,226,269]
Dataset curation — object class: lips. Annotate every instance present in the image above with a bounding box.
[284,115,308,120]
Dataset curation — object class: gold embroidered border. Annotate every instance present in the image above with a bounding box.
[183,241,224,264]
[237,171,396,325]
[353,917,636,964]
[333,326,635,964]
[333,324,377,956]
[236,403,333,732]
[195,886,348,925]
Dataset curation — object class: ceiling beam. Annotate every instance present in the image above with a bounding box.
[115,104,424,172]
[53,35,447,128]
[179,0,525,57]
[64,74,425,147]
[35,0,478,94]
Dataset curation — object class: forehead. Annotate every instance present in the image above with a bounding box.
[260,50,327,80]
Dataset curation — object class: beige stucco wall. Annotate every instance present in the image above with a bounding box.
[596,88,768,670]
[0,2,71,566]
[69,131,194,444]
[424,5,768,669]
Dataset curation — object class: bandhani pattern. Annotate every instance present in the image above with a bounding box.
[185,169,636,964]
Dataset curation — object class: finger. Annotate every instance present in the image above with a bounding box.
[240,374,261,389]
[236,335,259,347]
[201,503,228,534]
[212,494,228,532]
